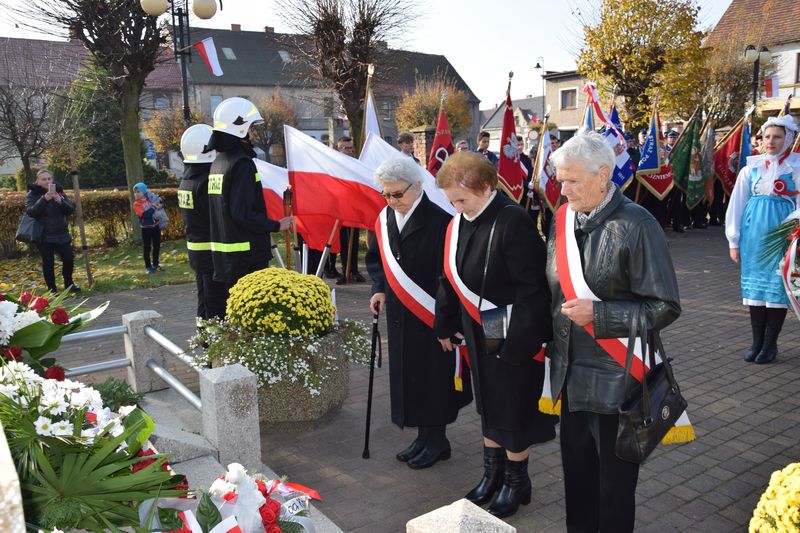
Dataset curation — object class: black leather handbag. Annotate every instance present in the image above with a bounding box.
[615,304,688,464]
[477,206,514,356]
[15,214,43,243]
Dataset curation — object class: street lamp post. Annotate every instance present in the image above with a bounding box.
[744,44,771,108]
[141,0,221,127]
[534,57,545,120]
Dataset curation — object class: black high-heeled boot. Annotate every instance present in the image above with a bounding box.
[488,457,531,518]
[465,446,505,505]
[744,319,766,362]
[755,309,786,364]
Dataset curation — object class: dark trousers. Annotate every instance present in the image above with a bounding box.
[560,391,639,533]
[709,180,727,224]
[339,227,361,274]
[195,270,229,320]
[38,241,74,292]
[141,227,161,269]
[417,425,447,449]
[669,189,688,230]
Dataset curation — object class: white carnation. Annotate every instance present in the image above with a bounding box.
[12,310,42,332]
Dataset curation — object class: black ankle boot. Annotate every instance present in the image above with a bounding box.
[465,446,505,505]
[744,320,766,362]
[754,323,781,364]
[488,457,531,518]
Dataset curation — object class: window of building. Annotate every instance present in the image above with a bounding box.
[210,95,223,113]
[222,47,237,60]
[155,94,169,110]
[796,53,800,83]
[560,88,577,110]
[278,50,291,64]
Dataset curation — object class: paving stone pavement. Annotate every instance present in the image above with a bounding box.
[53,225,800,532]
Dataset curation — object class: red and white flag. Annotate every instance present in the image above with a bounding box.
[427,105,454,177]
[583,82,624,141]
[360,131,455,215]
[765,76,780,98]
[497,87,526,203]
[535,126,560,212]
[255,159,340,253]
[285,125,384,230]
[193,37,223,77]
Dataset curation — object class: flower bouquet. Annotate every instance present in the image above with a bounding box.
[761,209,800,321]
[0,288,108,376]
[749,462,800,532]
[0,361,187,531]
[144,462,318,533]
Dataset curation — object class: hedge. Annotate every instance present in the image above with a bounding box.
[0,188,184,259]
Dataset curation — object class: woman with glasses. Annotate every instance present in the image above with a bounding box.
[365,157,472,470]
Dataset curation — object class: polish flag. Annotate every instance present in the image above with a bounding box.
[360,131,455,215]
[765,76,780,98]
[193,37,223,77]
[255,159,340,253]
[285,125,385,230]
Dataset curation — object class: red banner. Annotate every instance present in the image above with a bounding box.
[713,119,745,195]
[427,107,454,177]
[497,91,526,203]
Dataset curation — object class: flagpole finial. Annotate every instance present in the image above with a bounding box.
[508,71,514,80]
[367,64,375,77]
[440,90,448,104]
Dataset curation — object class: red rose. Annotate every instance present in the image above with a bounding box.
[43,365,65,381]
[131,448,157,473]
[50,307,69,325]
[267,497,281,514]
[256,479,268,496]
[85,411,97,424]
[266,524,281,533]
[19,291,33,305]
[0,293,5,301]
[29,297,49,313]
[259,504,277,525]
[223,491,237,502]
[2,346,22,361]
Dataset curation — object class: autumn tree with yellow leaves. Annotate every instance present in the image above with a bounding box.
[577,0,706,129]
[395,73,472,136]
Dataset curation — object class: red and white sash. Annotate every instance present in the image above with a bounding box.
[554,203,693,442]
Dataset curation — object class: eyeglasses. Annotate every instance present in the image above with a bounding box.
[380,182,414,199]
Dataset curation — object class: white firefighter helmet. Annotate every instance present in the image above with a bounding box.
[212,97,263,138]
[181,124,216,164]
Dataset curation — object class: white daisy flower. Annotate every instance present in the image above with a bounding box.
[34,416,53,436]
[51,420,74,437]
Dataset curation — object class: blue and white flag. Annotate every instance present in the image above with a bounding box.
[637,105,663,176]
[604,104,633,190]
[581,103,595,133]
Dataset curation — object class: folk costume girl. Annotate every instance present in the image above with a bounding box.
[726,115,800,364]
[365,157,472,470]
[434,152,555,519]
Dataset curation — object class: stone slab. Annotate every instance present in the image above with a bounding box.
[406,499,516,533]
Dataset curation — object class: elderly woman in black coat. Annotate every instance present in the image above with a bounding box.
[365,156,472,470]
[434,152,555,519]
[25,169,78,293]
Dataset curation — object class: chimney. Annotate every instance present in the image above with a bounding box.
[526,95,532,98]
[231,24,241,31]
[264,26,274,33]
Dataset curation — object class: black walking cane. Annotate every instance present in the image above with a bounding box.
[362,309,381,459]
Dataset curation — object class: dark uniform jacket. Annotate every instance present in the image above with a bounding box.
[546,188,681,414]
[435,192,554,437]
[365,193,472,428]
[208,141,279,284]
[25,183,73,244]
[179,163,213,274]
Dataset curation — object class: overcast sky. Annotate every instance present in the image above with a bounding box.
[0,0,734,108]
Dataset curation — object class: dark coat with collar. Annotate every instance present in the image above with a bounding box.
[365,193,472,428]
[434,192,555,442]
[25,183,73,244]
[546,188,681,414]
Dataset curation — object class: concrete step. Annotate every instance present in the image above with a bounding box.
[140,387,202,434]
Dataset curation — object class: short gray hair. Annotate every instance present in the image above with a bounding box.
[374,156,422,187]
[550,132,616,178]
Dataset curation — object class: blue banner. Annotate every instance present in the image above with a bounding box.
[637,107,662,176]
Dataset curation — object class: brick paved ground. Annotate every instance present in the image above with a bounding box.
[55,225,800,532]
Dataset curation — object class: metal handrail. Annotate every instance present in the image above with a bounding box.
[143,325,198,371]
[61,325,127,344]
[145,359,202,410]
[65,358,131,378]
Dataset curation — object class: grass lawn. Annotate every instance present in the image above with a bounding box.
[0,240,195,296]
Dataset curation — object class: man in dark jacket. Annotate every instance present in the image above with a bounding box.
[546,133,681,533]
[178,124,228,319]
[206,97,292,287]
[25,169,78,293]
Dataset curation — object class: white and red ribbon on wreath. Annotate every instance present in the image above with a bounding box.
[781,227,800,321]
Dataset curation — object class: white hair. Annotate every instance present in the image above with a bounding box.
[374,156,422,187]
[550,131,616,179]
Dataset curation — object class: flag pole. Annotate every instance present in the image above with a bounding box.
[270,235,285,269]
[315,220,341,278]
[360,63,376,152]
[283,186,294,270]
[527,116,549,210]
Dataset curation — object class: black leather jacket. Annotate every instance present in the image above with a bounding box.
[545,188,681,414]
[25,183,74,244]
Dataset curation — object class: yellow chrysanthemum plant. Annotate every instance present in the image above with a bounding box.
[191,268,369,396]
[750,462,800,533]
[226,269,335,335]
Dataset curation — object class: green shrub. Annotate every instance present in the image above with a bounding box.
[92,377,145,412]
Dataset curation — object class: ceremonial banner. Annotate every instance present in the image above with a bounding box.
[360,132,455,215]
[765,76,780,99]
[363,88,381,144]
[605,103,634,191]
[636,103,673,200]
[583,82,624,141]
[193,37,223,77]
[497,82,526,203]
[534,124,560,212]
[285,125,384,230]
[669,107,701,193]
[255,159,340,253]
[427,103,455,177]
[699,122,716,210]
[713,113,750,195]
